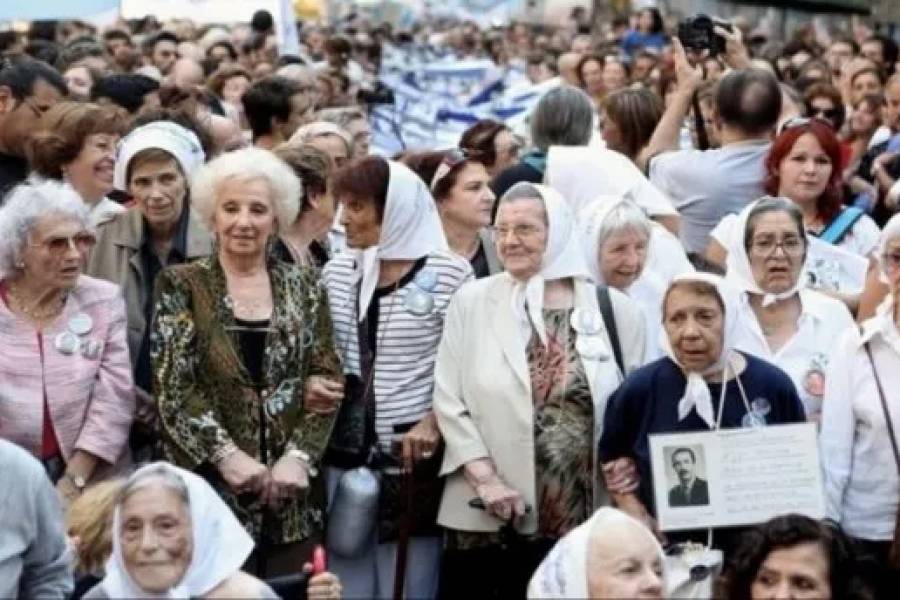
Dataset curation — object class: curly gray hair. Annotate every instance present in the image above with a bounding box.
[0,181,92,278]
[191,147,301,234]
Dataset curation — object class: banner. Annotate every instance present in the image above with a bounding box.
[0,0,119,21]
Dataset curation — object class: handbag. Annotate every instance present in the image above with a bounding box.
[864,342,900,569]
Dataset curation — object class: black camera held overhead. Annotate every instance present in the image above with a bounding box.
[677,14,732,57]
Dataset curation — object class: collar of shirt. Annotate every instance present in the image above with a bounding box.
[740,289,827,357]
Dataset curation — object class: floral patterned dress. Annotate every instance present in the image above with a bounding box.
[451,307,593,548]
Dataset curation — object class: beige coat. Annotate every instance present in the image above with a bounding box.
[86,207,212,370]
[433,274,645,534]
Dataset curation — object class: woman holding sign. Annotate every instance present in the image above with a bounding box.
[821,214,900,596]
[598,273,805,549]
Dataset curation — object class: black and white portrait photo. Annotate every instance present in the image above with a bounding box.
[665,445,709,508]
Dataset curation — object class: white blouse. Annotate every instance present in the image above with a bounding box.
[821,303,900,541]
[733,289,856,420]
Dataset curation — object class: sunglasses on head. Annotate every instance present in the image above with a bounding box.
[779,116,835,135]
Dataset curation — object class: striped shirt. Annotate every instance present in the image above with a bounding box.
[323,251,473,454]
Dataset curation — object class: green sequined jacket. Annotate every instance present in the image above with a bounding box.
[151,256,342,544]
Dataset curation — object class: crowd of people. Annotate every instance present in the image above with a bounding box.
[1,4,900,599]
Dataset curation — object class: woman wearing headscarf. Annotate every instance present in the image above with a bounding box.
[433,182,646,597]
[599,273,806,550]
[581,197,682,362]
[82,462,342,599]
[821,214,900,596]
[87,121,211,459]
[321,157,472,599]
[527,507,665,600]
[726,197,855,422]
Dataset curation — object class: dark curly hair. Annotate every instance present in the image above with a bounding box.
[716,515,873,600]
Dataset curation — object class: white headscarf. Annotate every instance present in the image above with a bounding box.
[660,273,742,429]
[114,122,206,191]
[505,183,593,345]
[289,121,353,148]
[878,213,900,285]
[100,462,254,599]
[725,197,808,307]
[353,160,449,320]
[527,507,665,599]
[579,195,651,284]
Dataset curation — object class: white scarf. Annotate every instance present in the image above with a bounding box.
[100,463,254,599]
[878,213,900,285]
[725,197,808,308]
[659,273,741,429]
[527,507,665,599]
[579,195,648,284]
[351,160,449,320]
[507,185,593,345]
[114,122,206,191]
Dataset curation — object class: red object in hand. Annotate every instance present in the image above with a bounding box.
[312,545,327,575]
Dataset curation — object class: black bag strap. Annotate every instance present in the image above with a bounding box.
[596,286,625,376]
[864,341,900,475]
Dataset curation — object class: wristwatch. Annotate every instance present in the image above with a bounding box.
[63,472,87,491]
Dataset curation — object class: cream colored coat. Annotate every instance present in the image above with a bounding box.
[433,274,645,534]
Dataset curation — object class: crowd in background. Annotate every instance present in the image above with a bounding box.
[1,4,900,600]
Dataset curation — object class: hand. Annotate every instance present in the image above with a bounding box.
[714,24,751,70]
[672,38,704,94]
[475,475,527,522]
[264,454,310,508]
[602,458,640,494]
[218,449,269,496]
[304,376,344,415]
[400,412,441,472]
[305,568,342,600]
[55,476,81,509]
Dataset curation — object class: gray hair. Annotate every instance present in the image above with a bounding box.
[743,196,806,253]
[531,86,595,151]
[317,107,366,130]
[498,182,548,224]
[0,181,91,278]
[289,121,352,154]
[597,201,652,250]
[119,463,189,508]
[191,147,301,235]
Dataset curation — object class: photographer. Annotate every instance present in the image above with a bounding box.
[645,22,781,260]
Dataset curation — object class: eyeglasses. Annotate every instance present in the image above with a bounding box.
[882,252,900,270]
[490,224,544,242]
[30,232,97,256]
[749,236,805,258]
[779,116,834,135]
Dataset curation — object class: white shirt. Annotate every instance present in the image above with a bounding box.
[821,303,900,541]
[733,289,855,420]
[627,271,666,363]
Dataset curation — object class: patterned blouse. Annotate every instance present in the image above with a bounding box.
[152,256,342,544]
[451,307,593,549]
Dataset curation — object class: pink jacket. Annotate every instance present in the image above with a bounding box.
[0,275,135,469]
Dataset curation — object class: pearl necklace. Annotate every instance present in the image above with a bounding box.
[7,284,66,321]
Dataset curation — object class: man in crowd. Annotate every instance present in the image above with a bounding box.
[143,31,179,76]
[242,75,314,148]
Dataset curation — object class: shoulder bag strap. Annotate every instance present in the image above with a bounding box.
[819,207,865,245]
[596,285,625,376]
[864,342,900,475]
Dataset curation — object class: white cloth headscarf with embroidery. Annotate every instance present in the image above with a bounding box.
[503,183,593,345]
[114,121,206,191]
[527,507,665,599]
[660,273,742,429]
[579,195,651,284]
[725,196,809,307]
[353,160,449,321]
[100,462,254,599]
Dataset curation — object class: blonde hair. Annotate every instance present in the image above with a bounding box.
[66,479,125,575]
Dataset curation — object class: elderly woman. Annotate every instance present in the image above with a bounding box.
[28,102,128,226]
[271,143,334,268]
[321,156,472,598]
[87,121,211,455]
[723,197,856,421]
[581,197,673,362]
[434,182,646,597]
[289,122,352,169]
[821,214,900,595]
[716,514,872,600]
[403,149,500,278]
[152,147,343,577]
[0,181,134,504]
[82,462,343,600]
[317,107,372,158]
[528,507,665,600]
[599,273,805,549]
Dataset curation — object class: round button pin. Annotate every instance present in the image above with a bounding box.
[68,313,93,336]
[54,332,81,355]
[404,289,434,316]
[414,269,438,292]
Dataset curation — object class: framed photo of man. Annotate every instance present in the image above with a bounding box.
[649,423,825,532]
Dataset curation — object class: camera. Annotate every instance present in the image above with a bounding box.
[677,14,732,56]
